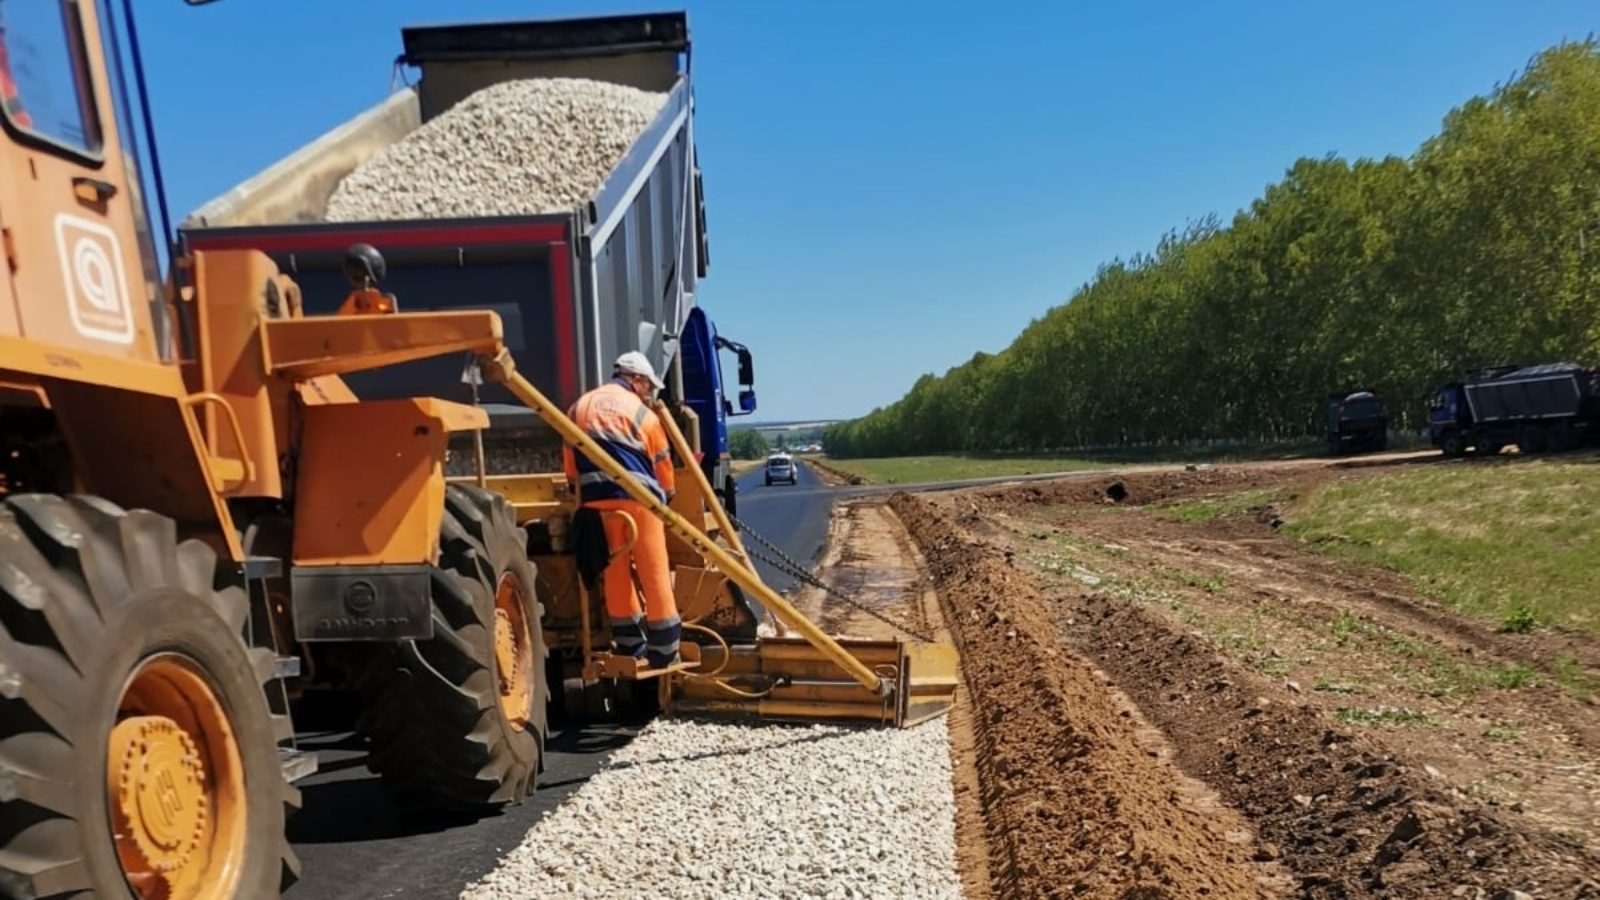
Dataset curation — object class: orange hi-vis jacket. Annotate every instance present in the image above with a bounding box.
[563,379,676,505]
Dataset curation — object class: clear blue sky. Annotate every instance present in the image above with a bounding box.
[137,0,1597,422]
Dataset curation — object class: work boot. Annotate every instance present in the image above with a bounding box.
[646,649,682,670]
[645,615,681,670]
[610,614,646,659]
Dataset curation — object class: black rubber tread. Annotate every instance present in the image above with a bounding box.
[354,484,549,812]
[0,494,299,899]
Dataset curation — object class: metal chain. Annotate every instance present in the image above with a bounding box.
[728,511,938,643]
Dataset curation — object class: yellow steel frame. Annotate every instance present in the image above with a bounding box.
[476,348,897,700]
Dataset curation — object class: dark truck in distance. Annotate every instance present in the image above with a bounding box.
[1325,389,1388,455]
[1428,362,1600,457]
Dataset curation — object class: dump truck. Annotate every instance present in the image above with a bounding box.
[179,11,760,517]
[1428,361,1600,456]
[1324,388,1388,455]
[0,5,957,898]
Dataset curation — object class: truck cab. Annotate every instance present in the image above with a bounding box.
[1428,383,1470,455]
[1325,389,1388,455]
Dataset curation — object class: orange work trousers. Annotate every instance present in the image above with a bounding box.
[587,498,681,662]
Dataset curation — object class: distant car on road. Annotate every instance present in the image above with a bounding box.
[765,453,798,486]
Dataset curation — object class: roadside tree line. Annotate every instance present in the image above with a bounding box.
[825,40,1600,459]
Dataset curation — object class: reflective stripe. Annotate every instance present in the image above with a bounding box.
[652,447,671,463]
[611,613,646,653]
[588,425,647,455]
[646,618,682,659]
[633,405,649,429]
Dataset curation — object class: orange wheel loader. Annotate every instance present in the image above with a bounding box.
[0,2,547,896]
[0,4,957,898]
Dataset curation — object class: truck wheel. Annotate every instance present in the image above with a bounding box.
[1440,431,1466,457]
[724,473,738,519]
[0,494,299,900]
[1547,422,1575,453]
[1518,425,1547,455]
[356,484,548,811]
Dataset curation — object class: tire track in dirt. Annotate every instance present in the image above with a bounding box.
[968,462,1600,683]
[1067,520,1600,752]
[963,463,1600,840]
[896,472,1600,899]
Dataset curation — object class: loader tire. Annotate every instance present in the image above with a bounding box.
[0,494,299,900]
[355,484,548,812]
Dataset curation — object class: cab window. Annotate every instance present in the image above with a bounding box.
[0,0,103,154]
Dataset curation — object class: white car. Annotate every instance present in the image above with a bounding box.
[764,454,798,486]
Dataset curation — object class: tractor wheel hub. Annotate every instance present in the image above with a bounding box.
[109,715,207,876]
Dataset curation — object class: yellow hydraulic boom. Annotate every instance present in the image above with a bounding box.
[475,348,958,727]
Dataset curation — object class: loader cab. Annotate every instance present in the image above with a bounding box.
[0,0,165,362]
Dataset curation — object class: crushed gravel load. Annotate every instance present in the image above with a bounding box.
[325,77,668,222]
[459,717,962,900]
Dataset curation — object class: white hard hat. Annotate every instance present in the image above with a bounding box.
[614,351,664,390]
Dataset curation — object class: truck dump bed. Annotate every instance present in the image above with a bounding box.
[179,12,710,467]
[1464,362,1600,422]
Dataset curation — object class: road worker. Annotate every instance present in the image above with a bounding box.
[563,351,682,669]
[335,242,399,315]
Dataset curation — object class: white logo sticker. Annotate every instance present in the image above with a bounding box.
[54,213,134,345]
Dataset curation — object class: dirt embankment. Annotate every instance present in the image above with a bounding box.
[805,457,865,486]
[891,461,1600,899]
[798,498,1284,899]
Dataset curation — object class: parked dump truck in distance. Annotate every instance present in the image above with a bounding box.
[1428,361,1600,456]
[1325,388,1388,455]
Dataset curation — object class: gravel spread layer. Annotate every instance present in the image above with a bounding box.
[459,717,962,900]
[325,77,668,222]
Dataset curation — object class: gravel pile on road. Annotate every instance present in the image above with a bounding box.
[325,77,667,222]
[459,717,961,900]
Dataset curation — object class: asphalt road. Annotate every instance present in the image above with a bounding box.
[286,706,644,900]
[728,459,838,592]
[284,463,835,900]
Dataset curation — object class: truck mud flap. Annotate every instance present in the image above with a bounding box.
[290,564,434,642]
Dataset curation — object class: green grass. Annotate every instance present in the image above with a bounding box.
[1320,608,1552,698]
[1483,721,1525,742]
[821,436,1437,486]
[1281,458,1600,635]
[1334,705,1438,728]
[1162,487,1290,523]
[819,455,1112,485]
